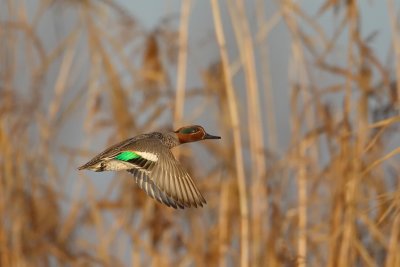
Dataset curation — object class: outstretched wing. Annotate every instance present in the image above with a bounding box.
[121,139,206,209]
[78,136,144,171]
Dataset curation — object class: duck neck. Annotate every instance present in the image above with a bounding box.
[161,132,181,149]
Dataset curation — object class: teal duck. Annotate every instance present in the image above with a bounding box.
[78,125,221,209]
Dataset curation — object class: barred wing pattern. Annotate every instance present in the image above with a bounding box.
[124,139,206,209]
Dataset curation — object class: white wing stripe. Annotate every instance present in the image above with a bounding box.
[135,151,158,162]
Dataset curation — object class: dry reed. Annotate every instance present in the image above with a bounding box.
[1,0,400,266]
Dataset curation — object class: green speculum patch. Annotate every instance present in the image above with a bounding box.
[115,151,141,161]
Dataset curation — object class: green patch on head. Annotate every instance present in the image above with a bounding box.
[180,126,199,134]
[115,151,141,161]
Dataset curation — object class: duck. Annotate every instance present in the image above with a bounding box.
[78,125,221,209]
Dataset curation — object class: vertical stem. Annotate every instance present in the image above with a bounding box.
[281,2,313,266]
[297,144,307,267]
[218,181,229,267]
[339,3,359,267]
[385,214,400,267]
[210,1,249,266]
[174,0,191,127]
[255,0,278,153]
[385,4,400,265]
[388,0,400,104]
[230,1,267,265]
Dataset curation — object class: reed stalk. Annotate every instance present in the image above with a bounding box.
[210,1,249,266]
[1,1,399,266]
[174,0,191,128]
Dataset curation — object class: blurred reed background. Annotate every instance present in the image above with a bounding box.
[1,0,400,266]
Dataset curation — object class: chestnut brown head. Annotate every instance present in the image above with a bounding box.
[175,125,221,144]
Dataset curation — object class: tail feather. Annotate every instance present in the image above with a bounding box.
[78,161,103,171]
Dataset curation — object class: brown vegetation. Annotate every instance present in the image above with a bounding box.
[1,0,399,266]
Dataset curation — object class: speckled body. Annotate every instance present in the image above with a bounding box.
[121,131,181,149]
[123,131,181,149]
[151,131,181,149]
